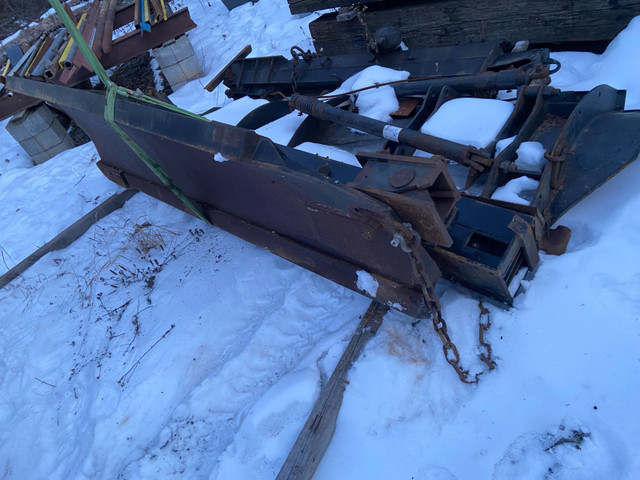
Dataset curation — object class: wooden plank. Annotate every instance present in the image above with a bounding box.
[309,0,640,55]
[0,190,137,290]
[288,0,386,14]
[204,44,251,92]
[276,301,388,480]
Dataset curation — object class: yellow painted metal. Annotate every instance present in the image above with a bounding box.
[59,13,87,68]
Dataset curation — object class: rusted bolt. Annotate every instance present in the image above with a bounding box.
[389,167,415,188]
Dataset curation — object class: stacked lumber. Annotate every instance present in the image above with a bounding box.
[291,0,640,55]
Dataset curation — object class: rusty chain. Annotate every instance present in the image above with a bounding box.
[355,6,378,54]
[390,223,495,383]
[478,301,496,371]
[290,8,497,381]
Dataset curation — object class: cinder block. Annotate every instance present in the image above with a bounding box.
[31,136,75,165]
[31,150,52,165]
[6,104,55,141]
[152,42,178,69]
[160,64,186,87]
[153,35,204,90]
[177,55,204,80]
[46,136,75,157]
[22,104,56,136]
[19,137,45,156]
[6,104,74,164]
[171,35,197,65]
[170,80,187,91]
[6,116,31,141]
[34,118,68,151]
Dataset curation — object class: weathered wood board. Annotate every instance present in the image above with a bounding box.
[308,0,640,55]
[0,190,137,290]
[276,301,388,480]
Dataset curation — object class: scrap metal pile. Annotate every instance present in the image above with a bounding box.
[4,2,640,381]
[0,0,196,121]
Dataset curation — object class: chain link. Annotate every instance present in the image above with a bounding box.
[355,7,377,54]
[478,301,496,371]
[393,223,496,384]
[393,224,473,383]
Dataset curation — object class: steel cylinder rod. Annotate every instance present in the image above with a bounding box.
[392,68,539,97]
[289,94,491,171]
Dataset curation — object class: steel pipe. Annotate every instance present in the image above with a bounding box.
[289,94,491,170]
[392,68,539,97]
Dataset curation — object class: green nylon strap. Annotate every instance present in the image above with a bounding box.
[104,87,210,223]
[48,0,211,224]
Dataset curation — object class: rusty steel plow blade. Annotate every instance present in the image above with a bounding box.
[5,77,460,316]
[7,75,639,313]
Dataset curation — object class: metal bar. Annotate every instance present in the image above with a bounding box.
[223,42,504,98]
[113,1,135,29]
[63,2,76,23]
[31,29,67,77]
[392,68,539,96]
[101,7,196,70]
[289,93,491,171]
[0,93,42,122]
[24,35,54,77]
[59,6,196,86]
[1,5,195,120]
[61,13,88,69]
[59,0,100,83]
[101,0,119,55]
[93,0,111,57]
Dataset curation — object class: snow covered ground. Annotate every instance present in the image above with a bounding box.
[0,2,639,479]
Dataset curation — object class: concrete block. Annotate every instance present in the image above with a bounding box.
[177,55,204,80]
[22,104,56,136]
[19,137,45,156]
[170,80,187,91]
[153,35,204,90]
[161,64,186,87]
[46,136,75,157]
[34,119,68,151]
[152,42,178,69]
[31,136,75,165]
[171,35,197,65]
[161,57,204,90]
[31,150,52,165]
[6,104,56,141]
[6,104,74,164]
[5,120,30,142]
